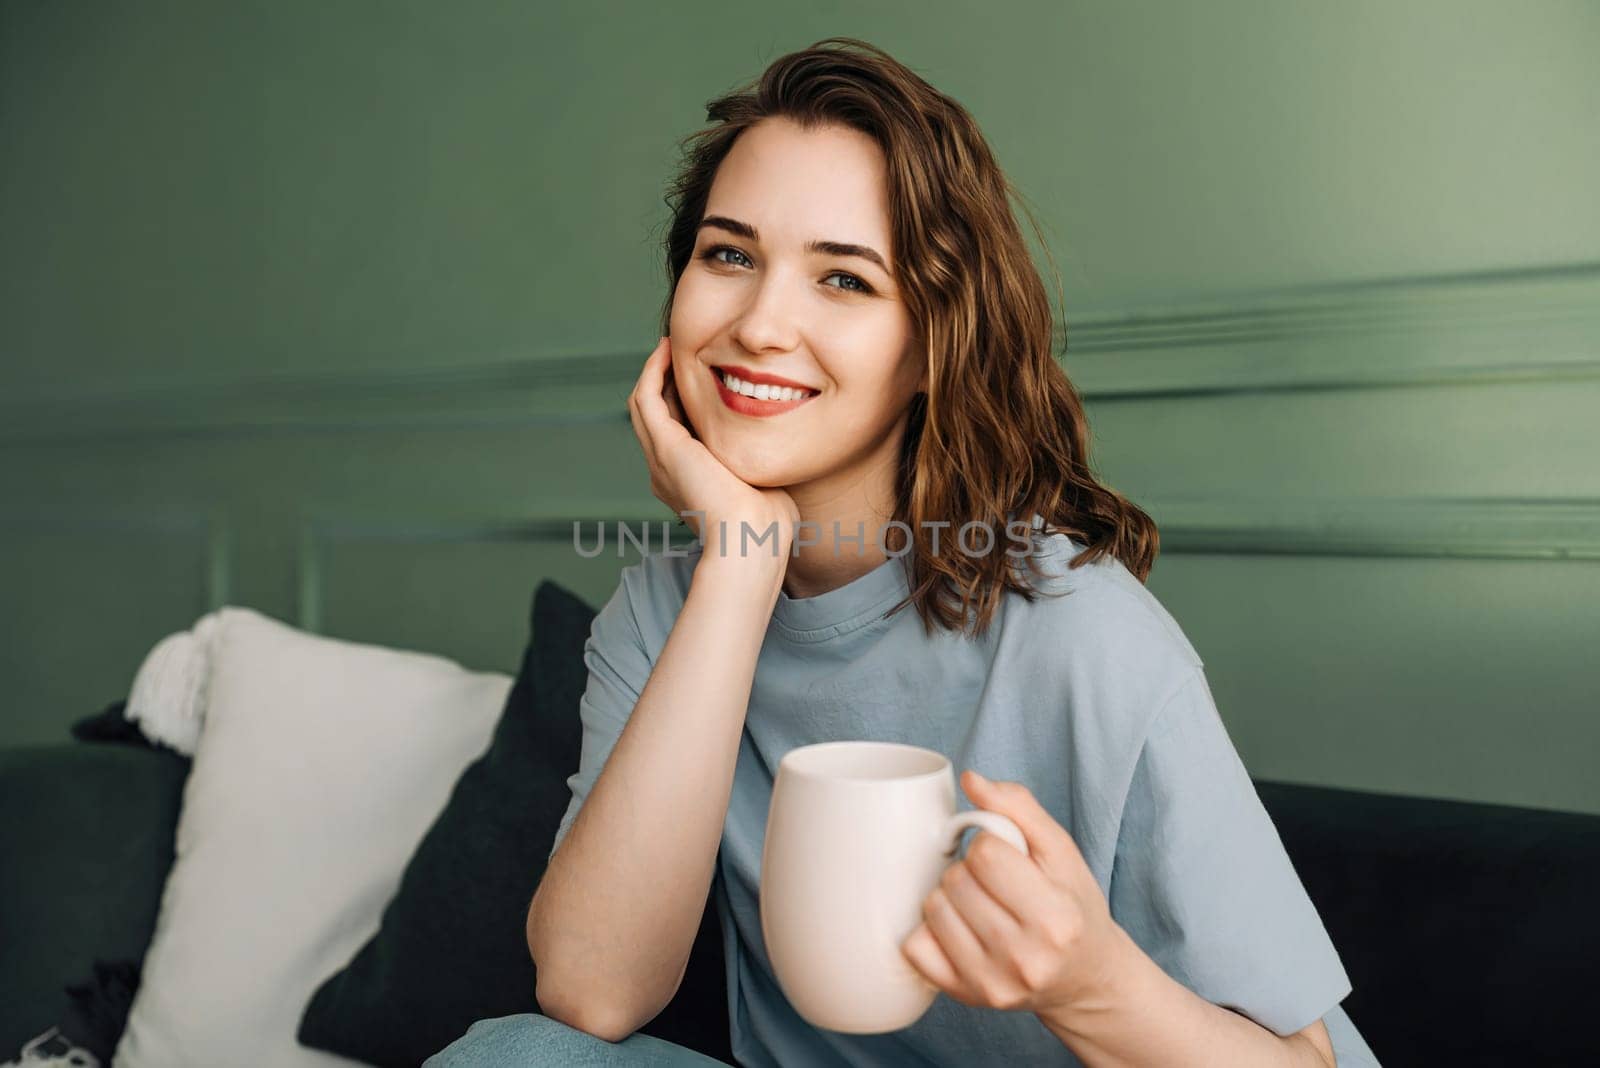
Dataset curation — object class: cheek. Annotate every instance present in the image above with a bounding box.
[826,336,919,409]
[821,312,914,374]
[669,269,731,336]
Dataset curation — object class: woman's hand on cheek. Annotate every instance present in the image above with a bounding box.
[900,770,1134,1020]
[628,336,799,562]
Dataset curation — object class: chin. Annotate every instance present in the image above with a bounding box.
[720,457,793,490]
[738,470,795,490]
[705,439,801,490]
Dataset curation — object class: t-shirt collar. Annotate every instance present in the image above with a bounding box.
[769,552,912,640]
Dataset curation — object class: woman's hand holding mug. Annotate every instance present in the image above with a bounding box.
[760,742,1035,1034]
[628,335,800,566]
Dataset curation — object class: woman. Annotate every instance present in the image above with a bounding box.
[431,37,1377,1067]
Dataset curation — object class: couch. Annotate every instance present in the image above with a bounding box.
[2,583,1596,1067]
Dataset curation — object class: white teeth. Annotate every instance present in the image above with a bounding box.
[719,370,815,403]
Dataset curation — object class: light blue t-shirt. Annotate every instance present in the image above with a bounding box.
[551,530,1379,1066]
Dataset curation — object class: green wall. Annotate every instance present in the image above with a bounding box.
[3,0,1597,815]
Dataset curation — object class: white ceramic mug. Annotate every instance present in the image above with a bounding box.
[759,740,1031,1034]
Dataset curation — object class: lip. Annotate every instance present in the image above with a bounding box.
[711,364,819,417]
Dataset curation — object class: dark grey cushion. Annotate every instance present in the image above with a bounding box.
[297,581,733,1066]
[1258,780,1600,1066]
[0,738,188,1056]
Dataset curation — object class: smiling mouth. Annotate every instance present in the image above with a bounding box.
[711,366,820,416]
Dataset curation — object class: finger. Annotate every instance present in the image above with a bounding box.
[961,770,1087,878]
[628,338,673,470]
[938,858,1024,955]
[638,343,695,466]
[633,337,678,433]
[663,371,684,421]
[626,388,656,475]
[626,344,654,448]
[901,922,959,994]
[921,885,990,992]
[663,366,697,440]
[960,831,1058,931]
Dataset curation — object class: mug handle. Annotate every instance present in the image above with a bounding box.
[940,810,1030,859]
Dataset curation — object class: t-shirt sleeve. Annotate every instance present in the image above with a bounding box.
[1108,666,1353,1036]
[547,569,653,862]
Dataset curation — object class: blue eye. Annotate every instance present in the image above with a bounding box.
[699,245,873,295]
[824,270,871,294]
[705,245,752,269]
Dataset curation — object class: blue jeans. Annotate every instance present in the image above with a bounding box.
[426,1006,1378,1067]
[423,1013,732,1067]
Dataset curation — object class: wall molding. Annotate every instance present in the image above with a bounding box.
[295,506,699,632]
[293,495,1600,631]
[3,261,1596,444]
[1063,260,1600,400]
[0,506,233,609]
[1149,496,1600,562]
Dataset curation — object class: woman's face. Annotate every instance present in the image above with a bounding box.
[669,116,926,494]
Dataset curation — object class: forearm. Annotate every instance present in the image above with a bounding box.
[1036,925,1332,1068]
[530,557,784,1039]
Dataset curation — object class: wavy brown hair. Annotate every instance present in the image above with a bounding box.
[657,37,1159,639]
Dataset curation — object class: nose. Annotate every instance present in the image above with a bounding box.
[730,268,802,355]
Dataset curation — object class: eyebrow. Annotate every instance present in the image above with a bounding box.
[698,215,890,275]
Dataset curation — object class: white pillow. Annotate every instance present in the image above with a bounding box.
[124,609,225,755]
[113,606,511,1068]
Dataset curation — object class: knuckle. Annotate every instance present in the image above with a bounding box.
[992,927,1024,962]
[1016,950,1053,992]
[975,978,1009,1008]
[1042,910,1080,949]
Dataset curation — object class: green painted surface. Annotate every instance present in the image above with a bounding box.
[2,1,1596,814]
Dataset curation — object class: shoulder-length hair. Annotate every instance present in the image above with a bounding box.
[657,37,1159,639]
